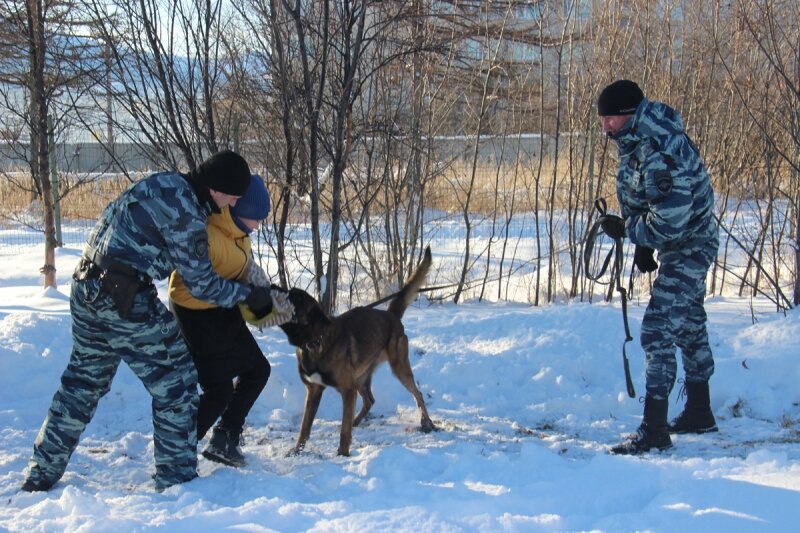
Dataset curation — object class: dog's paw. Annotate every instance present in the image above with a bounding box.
[353,413,373,427]
[287,444,305,457]
[420,419,436,433]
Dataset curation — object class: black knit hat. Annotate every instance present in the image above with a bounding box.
[196,150,251,196]
[597,80,644,116]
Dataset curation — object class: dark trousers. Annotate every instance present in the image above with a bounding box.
[171,303,271,440]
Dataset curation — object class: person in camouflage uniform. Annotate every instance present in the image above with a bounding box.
[21,150,275,493]
[596,80,720,455]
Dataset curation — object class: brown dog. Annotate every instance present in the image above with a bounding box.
[279,246,435,456]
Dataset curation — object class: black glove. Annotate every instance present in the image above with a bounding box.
[634,245,658,273]
[244,286,273,319]
[600,215,625,240]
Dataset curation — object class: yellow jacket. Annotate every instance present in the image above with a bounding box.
[169,206,251,310]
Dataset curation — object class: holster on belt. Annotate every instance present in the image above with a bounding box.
[75,253,151,320]
[101,270,141,320]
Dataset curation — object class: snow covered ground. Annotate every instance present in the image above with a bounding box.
[1,237,799,532]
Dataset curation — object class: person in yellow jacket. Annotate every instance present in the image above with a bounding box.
[169,174,290,467]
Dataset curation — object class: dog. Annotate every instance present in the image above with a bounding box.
[278,246,435,456]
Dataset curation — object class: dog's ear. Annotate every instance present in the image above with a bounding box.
[312,305,333,326]
[287,288,312,311]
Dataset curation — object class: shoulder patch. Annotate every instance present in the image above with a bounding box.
[654,170,673,195]
[193,234,208,258]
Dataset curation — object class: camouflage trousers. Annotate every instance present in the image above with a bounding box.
[640,245,717,400]
[24,276,199,492]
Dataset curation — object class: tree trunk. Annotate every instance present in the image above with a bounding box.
[26,0,57,289]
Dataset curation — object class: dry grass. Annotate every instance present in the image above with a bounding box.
[60,179,134,219]
[0,173,133,221]
[426,157,582,214]
[1,155,584,224]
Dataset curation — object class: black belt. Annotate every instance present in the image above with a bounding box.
[75,252,153,286]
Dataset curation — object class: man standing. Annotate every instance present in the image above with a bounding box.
[21,150,274,492]
[597,80,719,455]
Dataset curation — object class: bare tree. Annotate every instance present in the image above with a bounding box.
[237,0,430,312]
[0,0,98,287]
[80,0,243,171]
[2,0,797,311]
[708,0,798,308]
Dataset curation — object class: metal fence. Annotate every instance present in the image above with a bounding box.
[0,141,186,174]
[1,133,560,171]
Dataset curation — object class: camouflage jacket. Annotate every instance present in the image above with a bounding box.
[611,98,718,254]
[84,171,250,308]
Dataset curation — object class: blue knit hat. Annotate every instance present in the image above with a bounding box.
[231,174,270,234]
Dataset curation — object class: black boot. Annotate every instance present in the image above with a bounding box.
[669,380,718,434]
[611,396,673,455]
[202,424,246,467]
[20,477,55,492]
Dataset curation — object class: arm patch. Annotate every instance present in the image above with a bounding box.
[654,170,673,195]
[193,234,208,258]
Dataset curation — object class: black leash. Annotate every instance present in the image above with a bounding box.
[584,198,636,398]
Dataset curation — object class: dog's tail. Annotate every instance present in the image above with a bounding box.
[388,246,432,319]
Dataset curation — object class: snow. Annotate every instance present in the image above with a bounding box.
[1,239,800,532]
